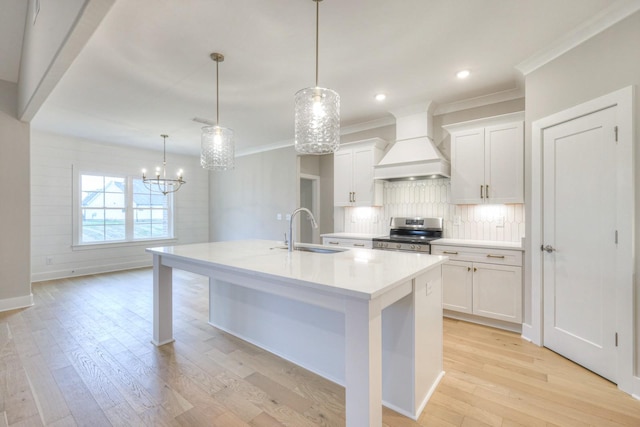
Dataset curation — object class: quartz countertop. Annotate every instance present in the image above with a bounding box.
[431,238,523,251]
[147,240,447,300]
[320,232,385,240]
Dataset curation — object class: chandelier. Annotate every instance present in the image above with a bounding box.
[294,0,340,155]
[201,52,235,170]
[142,134,186,195]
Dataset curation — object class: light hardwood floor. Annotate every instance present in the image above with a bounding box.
[1,268,639,426]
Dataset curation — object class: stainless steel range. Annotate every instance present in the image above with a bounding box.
[373,217,443,253]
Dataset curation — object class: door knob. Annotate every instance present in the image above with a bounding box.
[541,245,556,253]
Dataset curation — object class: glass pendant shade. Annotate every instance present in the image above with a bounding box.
[201,125,234,170]
[295,86,340,154]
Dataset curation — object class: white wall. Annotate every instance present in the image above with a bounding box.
[0,80,32,310]
[31,130,209,281]
[209,146,298,242]
[524,11,640,383]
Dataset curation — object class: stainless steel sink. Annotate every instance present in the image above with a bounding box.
[271,245,347,254]
[294,246,345,254]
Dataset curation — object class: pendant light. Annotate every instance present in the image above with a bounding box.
[142,134,186,195]
[201,52,235,170]
[294,0,340,155]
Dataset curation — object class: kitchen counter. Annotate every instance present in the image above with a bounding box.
[146,240,447,426]
[431,238,523,251]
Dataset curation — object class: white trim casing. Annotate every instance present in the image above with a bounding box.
[530,86,635,394]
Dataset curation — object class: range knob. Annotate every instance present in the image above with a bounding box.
[410,245,416,250]
[396,244,402,249]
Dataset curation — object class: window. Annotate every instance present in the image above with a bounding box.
[78,173,174,245]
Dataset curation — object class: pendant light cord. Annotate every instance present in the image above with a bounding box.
[216,58,220,126]
[315,0,320,87]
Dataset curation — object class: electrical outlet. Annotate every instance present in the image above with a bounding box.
[453,215,461,226]
[497,216,505,227]
[426,281,433,296]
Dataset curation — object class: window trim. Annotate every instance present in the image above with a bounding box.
[72,166,177,249]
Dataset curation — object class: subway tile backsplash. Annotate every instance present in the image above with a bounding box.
[342,179,525,242]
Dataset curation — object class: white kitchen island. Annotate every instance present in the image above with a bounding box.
[146,240,446,426]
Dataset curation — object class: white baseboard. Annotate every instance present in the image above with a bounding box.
[633,375,640,401]
[444,310,522,333]
[0,293,34,312]
[31,260,152,282]
[521,322,535,343]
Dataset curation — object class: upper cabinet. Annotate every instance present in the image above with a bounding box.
[334,138,387,207]
[444,112,524,204]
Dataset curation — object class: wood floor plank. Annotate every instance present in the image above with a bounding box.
[10,269,639,427]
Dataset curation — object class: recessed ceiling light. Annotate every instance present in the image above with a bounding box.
[374,93,386,101]
[456,70,470,79]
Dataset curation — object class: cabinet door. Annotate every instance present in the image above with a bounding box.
[472,263,522,323]
[352,146,375,206]
[442,261,473,314]
[333,150,353,206]
[451,129,485,204]
[485,122,524,204]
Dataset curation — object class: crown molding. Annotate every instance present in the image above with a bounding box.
[236,115,395,157]
[433,87,525,116]
[516,0,640,76]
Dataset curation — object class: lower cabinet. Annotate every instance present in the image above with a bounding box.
[432,244,522,324]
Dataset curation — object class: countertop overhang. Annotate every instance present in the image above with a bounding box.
[146,240,447,300]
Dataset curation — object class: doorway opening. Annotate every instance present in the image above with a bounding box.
[299,174,320,244]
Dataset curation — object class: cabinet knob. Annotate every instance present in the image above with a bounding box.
[467,267,471,272]
[473,267,477,272]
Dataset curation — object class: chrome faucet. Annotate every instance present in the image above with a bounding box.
[288,207,318,252]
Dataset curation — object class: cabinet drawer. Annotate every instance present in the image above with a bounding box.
[322,237,372,249]
[431,245,522,267]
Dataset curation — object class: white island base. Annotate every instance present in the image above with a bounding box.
[147,240,446,426]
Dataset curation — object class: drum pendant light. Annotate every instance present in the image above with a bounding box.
[294,0,340,155]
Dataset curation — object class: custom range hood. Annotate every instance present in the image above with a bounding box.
[374,103,450,180]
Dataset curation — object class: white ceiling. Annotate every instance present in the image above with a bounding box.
[17,0,619,155]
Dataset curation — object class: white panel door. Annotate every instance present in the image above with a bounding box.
[441,261,473,314]
[542,106,617,382]
[450,129,485,204]
[485,122,524,204]
[333,150,352,206]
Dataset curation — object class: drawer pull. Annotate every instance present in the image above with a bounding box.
[353,243,365,247]
[443,251,459,255]
[487,254,505,259]
[467,267,471,272]
[328,241,339,245]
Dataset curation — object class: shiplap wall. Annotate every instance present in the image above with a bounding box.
[31,131,210,281]
[341,178,525,242]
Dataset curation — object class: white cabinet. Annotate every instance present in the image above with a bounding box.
[444,112,524,205]
[322,236,372,249]
[334,138,387,206]
[432,243,522,324]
